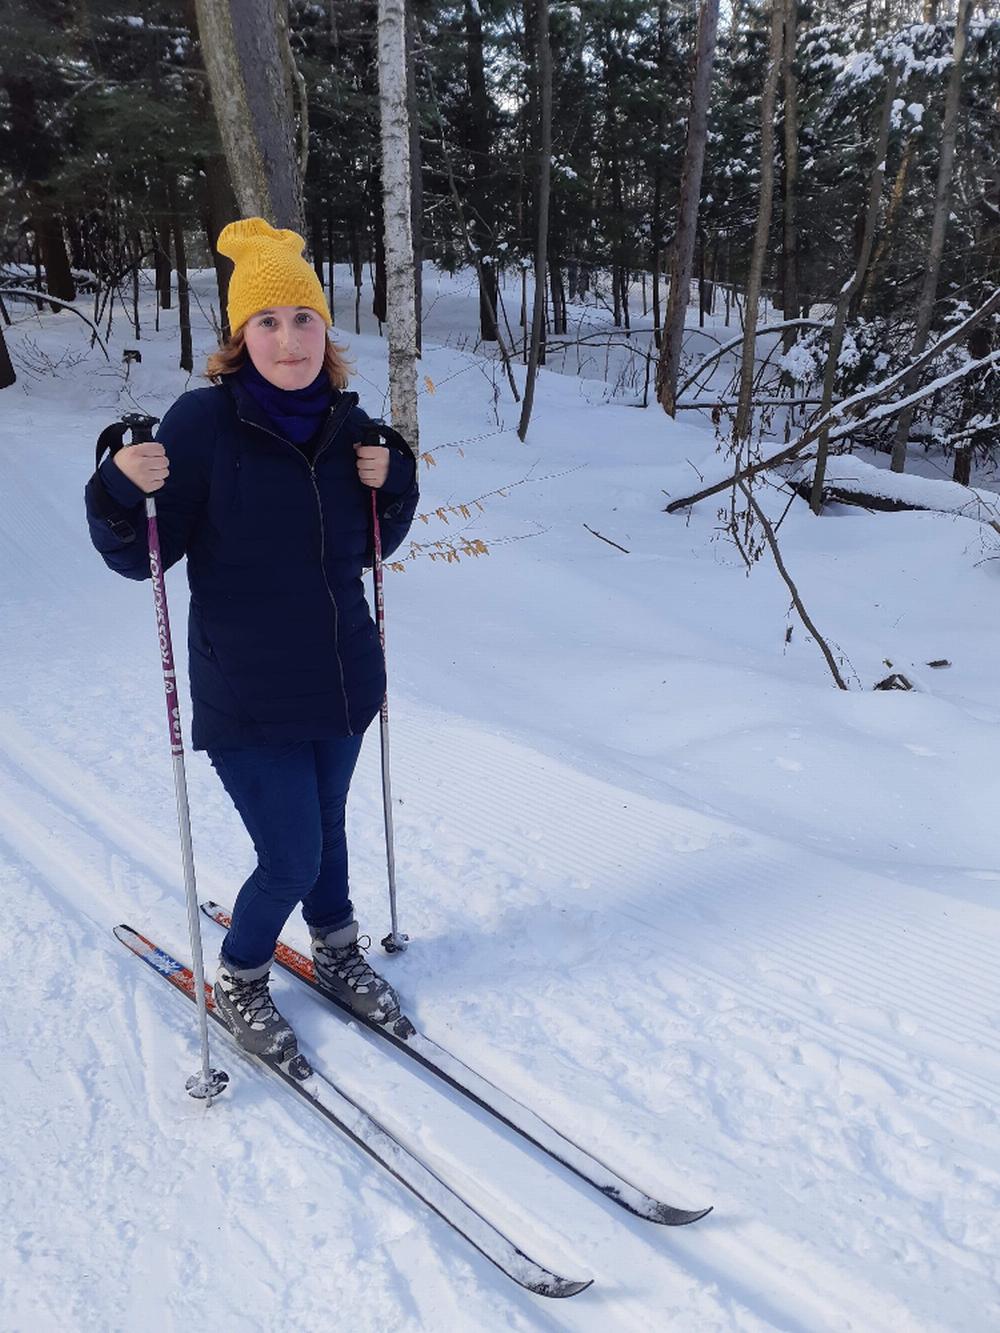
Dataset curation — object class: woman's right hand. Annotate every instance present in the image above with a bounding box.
[114,442,170,493]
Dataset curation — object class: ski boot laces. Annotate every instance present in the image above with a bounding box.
[227,972,282,1030]
[318,932,379,992]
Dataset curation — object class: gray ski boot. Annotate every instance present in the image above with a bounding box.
[214,957,299,1060]
[310,920,401,1023]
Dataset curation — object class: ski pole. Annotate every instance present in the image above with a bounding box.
[118,413,230,1103]
[363,424,408,955]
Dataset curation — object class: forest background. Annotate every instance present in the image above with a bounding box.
[2,0,999,511]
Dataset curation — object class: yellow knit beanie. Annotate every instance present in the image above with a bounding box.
[217,217,332,333]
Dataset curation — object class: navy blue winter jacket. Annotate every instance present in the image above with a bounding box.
[85,377,418,750]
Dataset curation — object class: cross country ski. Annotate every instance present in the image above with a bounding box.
[200,899,712,1228]
[114,923,591,1299]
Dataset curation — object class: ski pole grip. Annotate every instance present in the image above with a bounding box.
[95,412,159,472]
[122,411,160,445]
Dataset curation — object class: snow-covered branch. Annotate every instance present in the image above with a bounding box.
[666,288,1000,513]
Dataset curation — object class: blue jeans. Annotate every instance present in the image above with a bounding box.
[208,736,365,971]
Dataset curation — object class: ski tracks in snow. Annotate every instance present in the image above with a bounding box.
[0,723,537,1333]
[2,702,998,1329]
[382,709,1000,1330]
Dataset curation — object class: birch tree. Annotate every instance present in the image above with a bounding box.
[378,0,420,451]
[193,0,304,232]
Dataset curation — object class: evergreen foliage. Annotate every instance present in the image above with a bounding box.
[1,0,997,467]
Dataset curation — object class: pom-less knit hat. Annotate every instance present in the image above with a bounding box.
[216,217,332,333]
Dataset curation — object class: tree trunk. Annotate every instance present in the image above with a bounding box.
[377,0,420,449]
[202,153,237,339]
[780,0,800,366]
[167,174,193,373]
[889,0,972,473]
[326,205,336,322]
[604,32,626,332]
[351,221,363,334]
[653,1,669,354]
[0,325,16,389]
[732,0,784,448]
[518,0,552,441]
[129,228,142,339]
[810,61,898,512]
[656,0,720,415]
[406,0,423,354]
[464,0,498,342]
[550,257,566,335]
[194,0,304,231]
[310,199,325,285]
[372,185,387,326]
[698,234,706,327]
[35,213,76,306]
[858,136,915,318]
[151,203,171,315]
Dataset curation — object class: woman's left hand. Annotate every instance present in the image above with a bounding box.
[354,443,390,489]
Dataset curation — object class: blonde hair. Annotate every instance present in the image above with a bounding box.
[206,325,352,390]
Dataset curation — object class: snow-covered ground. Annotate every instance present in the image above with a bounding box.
[2,267,999,1331]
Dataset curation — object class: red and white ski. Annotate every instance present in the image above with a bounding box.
[115,923,591,1299]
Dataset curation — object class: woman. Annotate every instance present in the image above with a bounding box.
[86,218,419,1062]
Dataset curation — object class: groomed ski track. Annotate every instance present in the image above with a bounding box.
[4,276,1000,1330]
[2,701,998,1331]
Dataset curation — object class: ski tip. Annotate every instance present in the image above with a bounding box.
[653,1203,713,1226]
[114,923,147,950]
[534,1275,593,1299]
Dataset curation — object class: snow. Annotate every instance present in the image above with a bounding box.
[836,329,860,368]
[790,454,1000,523]
[2,266,1000,1331]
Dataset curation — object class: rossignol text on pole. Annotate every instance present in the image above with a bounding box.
[104,412,229,1103]
[363,422,409,955]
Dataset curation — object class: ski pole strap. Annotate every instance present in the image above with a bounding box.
[95,421,129,473]
[95,412,160,470]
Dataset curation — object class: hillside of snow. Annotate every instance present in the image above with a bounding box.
[2,267,999,1332]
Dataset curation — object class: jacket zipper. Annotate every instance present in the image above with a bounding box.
[237,398,358,735]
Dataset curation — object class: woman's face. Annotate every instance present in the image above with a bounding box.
[243,305,327,389]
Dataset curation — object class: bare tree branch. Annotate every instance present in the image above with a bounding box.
[675,318,828,402]
[0,289,111,360]
[739,481,848,690]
